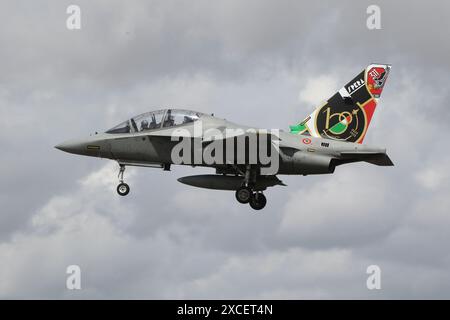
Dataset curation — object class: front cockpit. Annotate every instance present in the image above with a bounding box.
[105,109,205,134]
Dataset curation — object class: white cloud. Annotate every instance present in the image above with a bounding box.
[298,75,338,108]
[414,161,450,190]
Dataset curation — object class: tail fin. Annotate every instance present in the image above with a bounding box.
[290,64,391,143]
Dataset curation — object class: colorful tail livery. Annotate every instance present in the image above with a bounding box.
[290,64,391,143]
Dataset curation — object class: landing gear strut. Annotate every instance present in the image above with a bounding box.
[117,164,130,196]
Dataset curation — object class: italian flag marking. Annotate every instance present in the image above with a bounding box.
[329,115,352,135]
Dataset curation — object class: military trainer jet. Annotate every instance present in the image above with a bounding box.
[56,64,393,210]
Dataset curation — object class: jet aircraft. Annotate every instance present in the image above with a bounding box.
[56,64,393,210]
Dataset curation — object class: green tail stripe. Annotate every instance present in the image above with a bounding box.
[289,123,306,134]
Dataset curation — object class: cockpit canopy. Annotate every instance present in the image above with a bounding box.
[106,109,205,134]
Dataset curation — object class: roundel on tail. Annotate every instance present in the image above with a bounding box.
[315,103,367,142]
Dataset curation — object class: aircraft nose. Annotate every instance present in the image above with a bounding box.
[55,136,111,157]
[54,139,86,154]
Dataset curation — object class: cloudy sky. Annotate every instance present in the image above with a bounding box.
[1,0,449,299]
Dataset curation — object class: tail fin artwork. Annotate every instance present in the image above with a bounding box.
[290,64,391,143]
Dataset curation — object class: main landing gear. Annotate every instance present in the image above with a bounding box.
[249,192,267,210]
[234,165,267,210]
[235,187,267,210]
[117,164,130,196]
[235,186,252,204]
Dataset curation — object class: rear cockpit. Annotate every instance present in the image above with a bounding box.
[106,109,205,134]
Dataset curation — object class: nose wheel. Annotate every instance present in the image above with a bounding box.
[117,165,130,196]
[117,182,130,196]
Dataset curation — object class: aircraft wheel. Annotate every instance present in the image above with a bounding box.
[235,186,252,204]
[117,183,130,196]
[249,192,266,210]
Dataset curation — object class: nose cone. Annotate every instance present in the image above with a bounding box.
[55,135,111,158]
[54,139,87,155]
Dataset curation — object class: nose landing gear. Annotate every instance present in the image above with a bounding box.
[117,165,130,196]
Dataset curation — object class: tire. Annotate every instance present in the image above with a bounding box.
[249,192,267,210]
[117,183,130,196]
[235,186,252,204]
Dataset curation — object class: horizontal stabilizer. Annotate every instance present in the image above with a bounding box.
[340,151,394,166]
